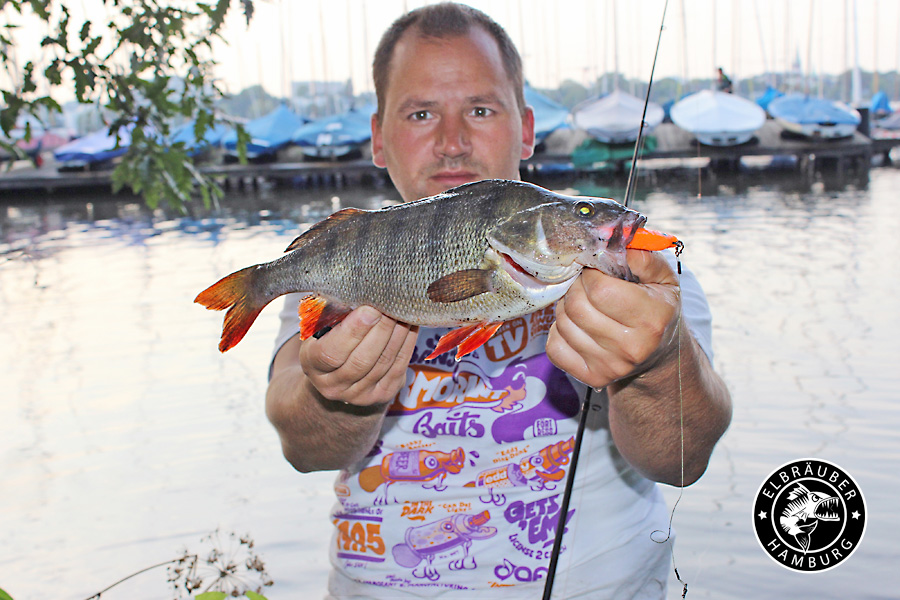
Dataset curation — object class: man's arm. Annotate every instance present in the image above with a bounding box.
[546,250,732,486]
[265,306,418,472]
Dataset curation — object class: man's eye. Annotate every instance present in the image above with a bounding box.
[471,107,493,118]
[410,110,432,121]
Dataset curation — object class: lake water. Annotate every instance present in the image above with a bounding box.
[2,165,899,599]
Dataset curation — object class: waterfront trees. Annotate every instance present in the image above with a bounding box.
[1,0,254,211]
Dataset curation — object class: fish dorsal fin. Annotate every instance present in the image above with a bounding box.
[786,483,811,502]
[284,208,366,252]
[426,269,493,303]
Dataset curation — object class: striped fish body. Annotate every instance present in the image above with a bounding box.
[196,179,674,358]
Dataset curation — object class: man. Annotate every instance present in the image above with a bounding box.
[717,67,734,93]
[267,3,731,598]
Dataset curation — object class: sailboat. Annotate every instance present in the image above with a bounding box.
[570,0,662,144]
[768,0,861,140]
[571,89,664,144]
[524,84,569,147]
[291,103,374,160]
[756,86,784,111]
[670,89,766,146]
[768,94,861,139]
[170,120,232,157]
[222,104,308,160]
[54,123,137,169]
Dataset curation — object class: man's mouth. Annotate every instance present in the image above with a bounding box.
[429,171,479,187]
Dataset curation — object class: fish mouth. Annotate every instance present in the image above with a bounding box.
[814,497,841,521]
[498,250,582,288]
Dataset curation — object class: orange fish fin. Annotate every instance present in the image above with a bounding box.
[284,208,366,252]
[426,269,493,303]
[194,265,264,352]
[455,322,503,360]
[425,324,482,360]
[627,227,679,251]
[298,294,352,340]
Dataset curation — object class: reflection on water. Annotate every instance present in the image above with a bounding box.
[2,171,899,599]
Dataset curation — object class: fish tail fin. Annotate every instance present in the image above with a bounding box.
[195,266,267,352]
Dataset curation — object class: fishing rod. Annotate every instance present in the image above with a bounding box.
[540,2,670,598]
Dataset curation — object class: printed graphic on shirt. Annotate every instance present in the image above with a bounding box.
[357,448,466,504]
[333,509,387,564]
[391,511,498,581]
[504,494,574,550]
[332,318,587,592]
[465,437,575,505]
[389,345,580,445]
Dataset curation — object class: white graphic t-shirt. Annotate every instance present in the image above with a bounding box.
[272,253,713,599]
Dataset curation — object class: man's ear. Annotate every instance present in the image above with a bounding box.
[520,106,536,160]
[371,113,386,168]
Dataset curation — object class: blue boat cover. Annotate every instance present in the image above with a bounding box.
[524,84,569,143]
[222,104,307,157]
[54,123,136,164]
[870,91,892,116]
[170,120,231,152]
[768,94,860,125]
[292,104,375,148]
[756,86,785,111]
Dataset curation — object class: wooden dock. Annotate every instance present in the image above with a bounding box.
[1,121,898,197]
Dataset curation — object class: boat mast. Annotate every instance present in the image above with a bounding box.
[851,0,861,105]
[612,0,620,91]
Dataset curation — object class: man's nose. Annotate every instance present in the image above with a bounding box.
[435,113,471,159]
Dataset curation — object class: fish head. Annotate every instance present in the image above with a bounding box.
[812,493,841,521]
[782,485,840,522]
[488,193,647,284]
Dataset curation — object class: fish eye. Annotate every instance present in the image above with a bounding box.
[574,201,595,218]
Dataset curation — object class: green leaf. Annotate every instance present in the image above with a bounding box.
[244,592,268,600]
[0,586,15,600]
[44,60,62,85]
[194,593,228,600]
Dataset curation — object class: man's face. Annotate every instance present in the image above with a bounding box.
[371,27,535,202]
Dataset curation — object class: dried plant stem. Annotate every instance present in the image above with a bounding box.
[82,555,197,600]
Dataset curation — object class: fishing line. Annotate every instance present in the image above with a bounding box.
[649,287,688,599]
[541,2,672,599]
[623,0,670,209]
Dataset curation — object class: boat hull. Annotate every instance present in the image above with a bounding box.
[572,90,664,144]
[670,90,766,147]
[768,94,861,140]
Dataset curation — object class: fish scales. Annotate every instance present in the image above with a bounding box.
[283,186,528,324]
[195,179,679,357]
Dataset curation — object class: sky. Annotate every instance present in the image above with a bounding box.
[208,0,900,98]
[5,0,900,102]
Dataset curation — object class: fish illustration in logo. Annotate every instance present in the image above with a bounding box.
[779,483,840,552]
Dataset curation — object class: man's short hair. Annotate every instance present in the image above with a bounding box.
[372,2,526,122]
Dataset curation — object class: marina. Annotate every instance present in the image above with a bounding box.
[2,120,899,198]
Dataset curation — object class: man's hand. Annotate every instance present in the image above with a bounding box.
[546,249,680,389]
[266,305,419,472]
[546,249,731,485]
[299,306,419,407]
